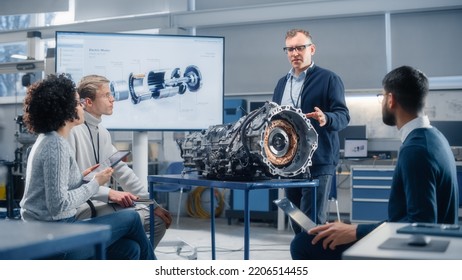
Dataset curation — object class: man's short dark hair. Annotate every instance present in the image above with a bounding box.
[382,65,429,114]
[286,29,313,41]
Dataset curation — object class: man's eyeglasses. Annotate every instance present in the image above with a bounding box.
[99,92,113,100]
[283,44,312,54]
[377,93,389,104]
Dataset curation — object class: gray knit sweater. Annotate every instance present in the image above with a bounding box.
[20,131,99,221]
[68,111,154,206]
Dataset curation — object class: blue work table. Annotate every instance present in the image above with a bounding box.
[148,174,318,260]
[0,220,111,260]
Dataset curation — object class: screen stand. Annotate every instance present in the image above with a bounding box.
[132,131,148,189]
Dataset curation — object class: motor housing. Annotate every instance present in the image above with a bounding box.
[177,102,318,180]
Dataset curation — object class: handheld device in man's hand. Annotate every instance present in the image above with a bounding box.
[105,150,131,167]
[82,150,131,182]
[134,198,156,205]
[273,197,317,232]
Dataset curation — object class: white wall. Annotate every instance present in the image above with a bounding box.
[1,5,462,164]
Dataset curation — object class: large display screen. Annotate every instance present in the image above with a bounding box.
[55,31,224,130]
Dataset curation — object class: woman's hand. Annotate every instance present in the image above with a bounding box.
[94,167,113,186]
[82,164,100,176]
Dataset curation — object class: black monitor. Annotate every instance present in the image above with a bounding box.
[431,121,462,147]
[338,125,367,150]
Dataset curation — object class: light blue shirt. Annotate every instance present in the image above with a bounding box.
[281,63,314,108]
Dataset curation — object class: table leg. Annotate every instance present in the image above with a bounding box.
[95,242,105,260]
[149,183,155,247]
[210,187,216,260]
[244,188,250,260]
[5,162,15,219]
[311,184,317,224]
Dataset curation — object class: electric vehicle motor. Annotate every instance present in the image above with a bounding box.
[177,101,318,180]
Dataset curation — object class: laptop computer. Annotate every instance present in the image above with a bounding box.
[273,197,317,232]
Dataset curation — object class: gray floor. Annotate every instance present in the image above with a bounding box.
[155,216,294,260]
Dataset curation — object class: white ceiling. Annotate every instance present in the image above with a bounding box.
[1,0,68,16]
[1,0,461,43]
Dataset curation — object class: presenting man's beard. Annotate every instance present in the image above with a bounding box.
[382,106,396,126]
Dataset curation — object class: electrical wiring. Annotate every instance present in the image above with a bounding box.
[156,244,291,256]
[186,186,225,218]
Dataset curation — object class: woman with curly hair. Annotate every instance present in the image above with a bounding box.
[19,74,155,260]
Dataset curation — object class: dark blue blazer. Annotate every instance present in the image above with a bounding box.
[272,64,350,176]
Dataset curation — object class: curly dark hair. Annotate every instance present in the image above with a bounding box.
[23,73,79,134]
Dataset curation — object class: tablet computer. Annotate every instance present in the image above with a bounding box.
[105,150,131,167]
[397,222,462,238]
[273,197,317,232]
[134,198,156,205]
[82,150,131,182]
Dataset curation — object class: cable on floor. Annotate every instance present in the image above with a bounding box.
[186,186,225,218]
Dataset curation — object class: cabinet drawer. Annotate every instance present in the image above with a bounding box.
[350,166,395,223]
[351,201,388,222]
[352,169,394,177]
[352,187,391,199]
[352,178,392,186]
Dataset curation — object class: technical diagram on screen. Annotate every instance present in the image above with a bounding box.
[110,66,202,104]
[55,31,224,131]
[273,197,317,232]
[344,138,368,158]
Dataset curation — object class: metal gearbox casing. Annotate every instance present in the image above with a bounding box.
[177,102,318,180]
